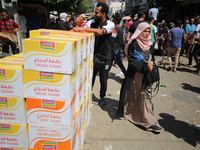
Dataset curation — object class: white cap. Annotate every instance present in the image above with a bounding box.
[60,12,68,20]
[134,14,138,20]
[80,14,86,19]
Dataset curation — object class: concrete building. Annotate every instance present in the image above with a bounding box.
[89,0,125,17]
[108,1,125,17]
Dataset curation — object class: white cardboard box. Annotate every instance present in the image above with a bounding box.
[23,38,78,74]
[28,118,78,150]
[0,123,28,149]
[0,97,26,124]
[0,65,23,98]
[23,67,78,101]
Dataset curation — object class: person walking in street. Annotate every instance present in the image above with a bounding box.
[148,2,159,21]
[188,16,200,68]
[109,14,127,76]
[149,17,157,61]
[193,16,200,74]
[0,8,21,55]
[115,22,163,133]
[58,12,71,30]
[180,16,189,56]
[185,18,196,61]
[73,2,115,107]
[126,10,146,47]
[167,19,186,72]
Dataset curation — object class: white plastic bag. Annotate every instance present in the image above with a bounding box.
[154,43,158,49]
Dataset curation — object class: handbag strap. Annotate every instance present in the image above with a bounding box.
[144,63,160,97]
[145,81,160,97]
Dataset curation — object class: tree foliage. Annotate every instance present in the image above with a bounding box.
[4,0,93,14]
[49,0,93,14]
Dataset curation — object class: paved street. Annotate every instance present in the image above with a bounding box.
[84,55,200,150]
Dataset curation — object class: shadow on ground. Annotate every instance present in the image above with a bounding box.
[92,94,119,120]
[158,113,200,147]
[108,72,124,84]
[181,83,200,94]
[177,67,194,73]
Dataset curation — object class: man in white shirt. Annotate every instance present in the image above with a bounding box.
[74,2,115,107]
[148,3,159,21]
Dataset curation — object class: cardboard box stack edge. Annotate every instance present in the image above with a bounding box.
[0,29,94,150]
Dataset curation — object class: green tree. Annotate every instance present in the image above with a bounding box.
[5,0,93,14]
[50,0,93,14]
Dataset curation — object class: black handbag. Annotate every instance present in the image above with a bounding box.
[144,63,160,97]
[94,53,107,70]
[145,64,160,86]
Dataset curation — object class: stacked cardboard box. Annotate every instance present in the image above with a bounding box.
[23,30,94,150]
[0,54,28,150]
[0,29,94,150]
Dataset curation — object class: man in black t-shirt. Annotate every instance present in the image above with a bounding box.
[74,2,115,107]
[110,14,127,76]
[126,10,146,43]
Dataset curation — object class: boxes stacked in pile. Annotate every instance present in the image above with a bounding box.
[0,29,94,150]
[0,53,28,150]
[24,29,94,150]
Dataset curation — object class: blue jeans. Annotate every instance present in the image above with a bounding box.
[109,50,127,76]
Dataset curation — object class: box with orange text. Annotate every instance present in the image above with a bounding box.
[28,117,78,150]
[26,94,78,127]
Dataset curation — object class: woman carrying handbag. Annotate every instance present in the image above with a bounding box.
[114,22,163,133]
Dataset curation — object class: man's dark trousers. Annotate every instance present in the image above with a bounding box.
[92,62,111,99]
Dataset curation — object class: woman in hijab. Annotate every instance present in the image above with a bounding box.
[58,12,71,30]
[115,22,163,132]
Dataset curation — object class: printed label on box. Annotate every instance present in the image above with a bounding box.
[23,68,78,101]
[0,123,28,149]
[0,65,23,98]
[28,121,77,150]
[34,35,82,66]
[23,38,77,74]
[0,98,26,124]
[26,94,78,126]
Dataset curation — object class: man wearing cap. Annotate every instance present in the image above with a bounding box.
[58,12,71,30]
[73,2,115,107]
[167,19,186,72]
[148,3,159,21]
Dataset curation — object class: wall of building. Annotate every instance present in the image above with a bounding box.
[108,2,125,16]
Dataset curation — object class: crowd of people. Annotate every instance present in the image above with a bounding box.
[0,2,199,133]
[72,2,200,133]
